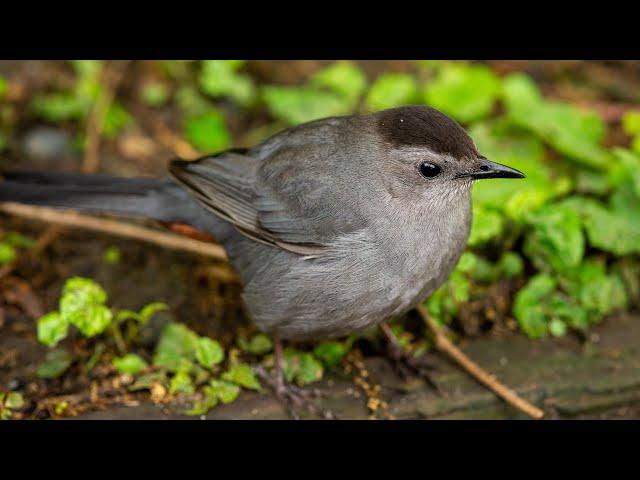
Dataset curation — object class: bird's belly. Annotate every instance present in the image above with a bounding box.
[240,199,471,341]
[242,236,465,341]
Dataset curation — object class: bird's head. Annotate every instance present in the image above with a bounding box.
[369,105,524,203]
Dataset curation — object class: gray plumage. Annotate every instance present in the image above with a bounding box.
[0,105,524,341]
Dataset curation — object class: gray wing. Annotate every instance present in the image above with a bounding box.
[169,143,366,256]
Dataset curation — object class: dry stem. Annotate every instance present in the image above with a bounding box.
[83,61,131,174]
[417,304,544,419]
[0,203,227,261]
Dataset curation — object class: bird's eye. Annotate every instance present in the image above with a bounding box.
[419,161,442,178]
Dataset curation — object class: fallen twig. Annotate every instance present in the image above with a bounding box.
[0,203,228,261]
[417,304,545,420]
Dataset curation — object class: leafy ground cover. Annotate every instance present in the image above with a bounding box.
[0,60,638,418]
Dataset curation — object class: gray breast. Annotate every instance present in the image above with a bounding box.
[239,193,472,341]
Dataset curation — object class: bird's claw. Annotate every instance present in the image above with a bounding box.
[255,365,336,420]
[385,342,443,395]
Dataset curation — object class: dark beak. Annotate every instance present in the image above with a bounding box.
[461,158,526,180]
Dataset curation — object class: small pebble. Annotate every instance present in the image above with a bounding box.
[22,127,71,160]
[7,378,23,391]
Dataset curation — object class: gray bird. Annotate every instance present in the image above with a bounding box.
[0,105,524,404]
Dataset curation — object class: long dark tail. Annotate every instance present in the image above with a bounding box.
[0,170,226,237]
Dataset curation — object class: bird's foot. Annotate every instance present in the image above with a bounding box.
[381,326,443,395]
[254,366,336,420]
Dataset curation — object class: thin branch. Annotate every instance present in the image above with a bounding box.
[0,203,228,261]
[417,304,545,420]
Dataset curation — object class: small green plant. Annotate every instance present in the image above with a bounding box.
[102,246,121,265]
[141,82,170,107]
[0,392,24,420]
[35,277,168,378]
[30,61,132,139]
[0,75,8,100]
[262,61,367,125]
[183,109,230,152]
[149,321,263,416]
[199,60,256,106]
[0,231,34,265]
[112,354,148,375]
[424,63,501,123]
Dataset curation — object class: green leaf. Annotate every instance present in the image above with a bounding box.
[513,274,557,339]
[30,93,88,122]
[548,318,567,337]
[128,372,167,392]
[199,60,255,106]
[424,63,501,123]
[102,246,121,265]
[70,60,104,78]
[237,333,273,355]
[313,341,349,369]
[282,349,324,386]
[206,379,240,404]
[185,379,240,416]
[311,61,367,107]
[37,348,73,379]
[466,254,497,283]
[184,110,230,152]
[0,76,7,100]
[611,148,640,198]
[5,392,24,410]
[547,293,590,331]
[73,304,113,338]
[469,120,570,221]
[195,337,225,369]
[138,302,168,323]
[262,86,351,125]
[153,322,198,372]
[0,242,17,265]
[561,195,640,256]
[59,277,112,337]
[622,111,640,136]
[185,398,216,416]
[567,260,628,320]
[112,354,148,375]
[102,102,132,138]
[221,363,261,390]
[141,82,170,107]
[85,343,105,372]
[497,252,524,279]
[175,86,212,118]
[502,73,611,170]
[37,311,69,347]
[574,168,611,195]
[169,371,195,395]
[116,302,167,324]
[365,73,419,111]
[523,204,585,273]
[3,232,34,249]
[468,205,504,246]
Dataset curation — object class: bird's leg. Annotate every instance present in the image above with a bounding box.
[255,335,336,420]
[380,322,442,394]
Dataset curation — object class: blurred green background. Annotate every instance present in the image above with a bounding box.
[0,60,639,343]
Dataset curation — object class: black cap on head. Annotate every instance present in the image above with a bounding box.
[376,105,478,159]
